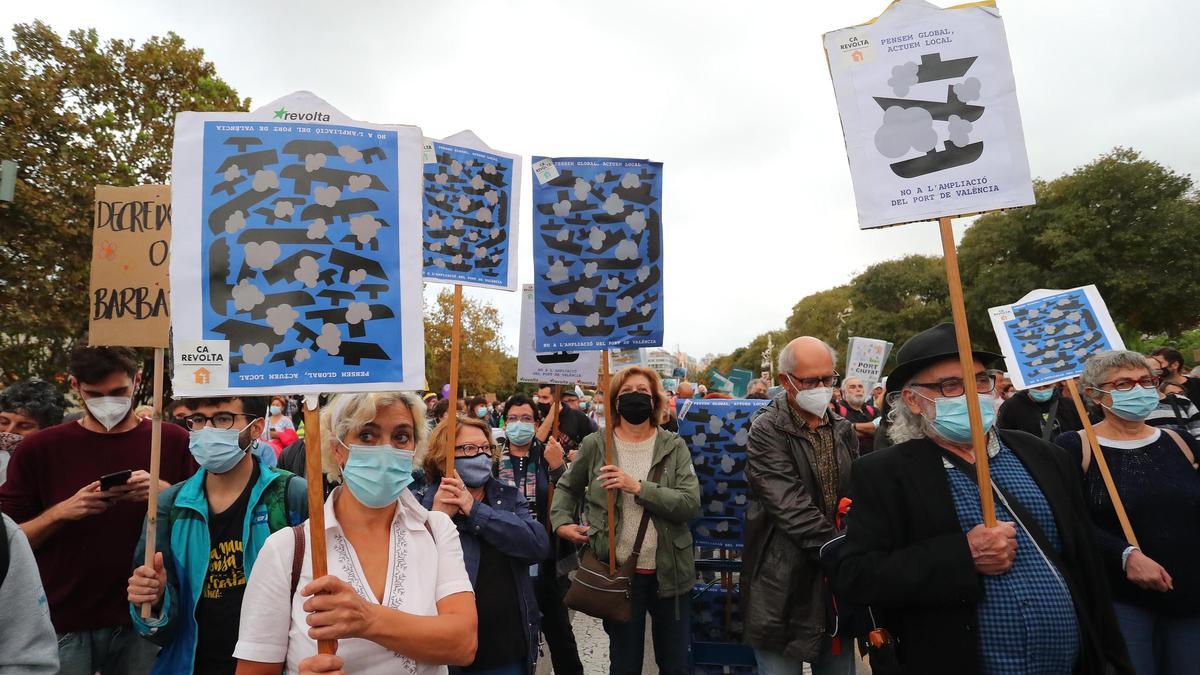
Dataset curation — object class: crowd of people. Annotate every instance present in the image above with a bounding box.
[0,329,1197,675]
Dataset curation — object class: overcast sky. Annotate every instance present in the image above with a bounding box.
[4,0,1198,358]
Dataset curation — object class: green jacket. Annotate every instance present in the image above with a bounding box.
[550,428,701,598]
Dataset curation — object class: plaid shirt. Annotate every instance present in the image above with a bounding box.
[789,405,839,522]
[944,435,1080,675]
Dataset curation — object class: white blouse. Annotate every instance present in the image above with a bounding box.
[234,488,474,674]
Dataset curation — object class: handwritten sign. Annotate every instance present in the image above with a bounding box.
[88,185,172,347]
[516,284,599,386]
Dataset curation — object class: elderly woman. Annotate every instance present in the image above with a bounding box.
[1054,350,1200,675]
[550,365,700,675]
[421,414,549,675]
[233,392,477,675]
[835,323,1132,675]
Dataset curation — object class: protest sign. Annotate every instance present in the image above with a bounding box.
[517,284,600,386]
[531,157,664,351]
[824,0,1034,229]
[421,131,521,291]
[728,368,754,397]
[89,185,172,347]
[988,285,1124,391]
[169,91,425,396]
[845,337,894,387]
[609,348,647,369]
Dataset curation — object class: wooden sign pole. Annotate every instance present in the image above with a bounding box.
[445,284,464,476]
[1064,378,1139,546]
[600,354,617,576]
[937,216,997,527]
[301,394,335,656]
[544,385,562,533]
[140,347,165,619]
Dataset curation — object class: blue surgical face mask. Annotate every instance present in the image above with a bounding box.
[917,392,997,444]
[505,421,535,446]
[269,405,283,415]
[1102,385,1159,422]
[475,406,489,419]
[456,454,493,488]
[189,424,253,474]
[340,442,415,508]
[1029,388,1055,403]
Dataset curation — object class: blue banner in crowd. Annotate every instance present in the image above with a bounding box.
[531,157,664,351]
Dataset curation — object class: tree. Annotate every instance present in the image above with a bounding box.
[959,147,1200,343]
[843,255,950,363]
[424,289,511,396]
[0,22,248,384]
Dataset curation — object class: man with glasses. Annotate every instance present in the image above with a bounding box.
[126,395,307,675]
[0,344,197,675]
[834,323,1132,675]
[743,336,859,675]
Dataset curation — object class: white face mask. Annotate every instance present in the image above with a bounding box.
[792,386,834,417]
[84,396,132,431]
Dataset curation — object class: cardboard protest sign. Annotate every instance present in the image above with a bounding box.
[517,284,600,386]
[170,91,425,396]
[988,285,1124,390]
[608,348,647,369]
[421,131,521,290]
[845,336,894,387]
[824,0,1034,228]
[531,157,664,351]
[88,185,172,347]
[728,368,754,398]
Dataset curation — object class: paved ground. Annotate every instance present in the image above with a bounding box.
[536,612,873,674]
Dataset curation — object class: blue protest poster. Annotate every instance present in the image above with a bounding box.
[170,92,426,395]
[988,285,1125,390]
[676,398,768,548]
[531,157,664,351]
[421,132,521,291]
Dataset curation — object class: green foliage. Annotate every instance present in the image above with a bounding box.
[717,148,1200,373]
[424,289,510,396]
[0,21,248,384]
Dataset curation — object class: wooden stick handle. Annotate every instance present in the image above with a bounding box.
[545,385,562,534]
[445,285,463,476]
[141,347,165,619]
[937,216,997,527]
[601,354,617,576]
[302,395,336,655]
[1064,378,1139,547]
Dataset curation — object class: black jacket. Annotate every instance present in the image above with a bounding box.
[834,429,1133,675]
[997,390,1083,441]
[742,393,858,659]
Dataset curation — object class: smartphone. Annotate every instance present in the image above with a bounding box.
[99,469,132,491]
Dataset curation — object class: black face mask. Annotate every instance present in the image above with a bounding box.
[535,402,551,417]
[617,392,654,425]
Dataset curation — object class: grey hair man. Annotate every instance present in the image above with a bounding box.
[835,323,1133,675]
[743,337,857,674]
[746,378,770,399]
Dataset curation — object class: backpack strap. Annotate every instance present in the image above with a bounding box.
[1078,430,1092,473]
[1160,428,1198,469]
[289,524,305,599]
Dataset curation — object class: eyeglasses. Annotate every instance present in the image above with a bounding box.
[183,412,257,431]
[783,372,840,390]
[909,373,996,397]
[505,415,535,424]
[1095,376,1160,392]
[454,443,495,458]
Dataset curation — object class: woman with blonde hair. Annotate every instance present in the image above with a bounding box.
[550,365,700,675]
[234,391,477,675]
[421,414,548,675]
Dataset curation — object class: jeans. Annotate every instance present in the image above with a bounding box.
[602,573,690,675]
[755,638,856,675]
[56,625,159,675]
[1113,601,1200,675]
[534,570,583,675]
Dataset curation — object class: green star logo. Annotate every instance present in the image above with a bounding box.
[273,107,287,119]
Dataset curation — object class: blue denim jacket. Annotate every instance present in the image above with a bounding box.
[422,476,549,674]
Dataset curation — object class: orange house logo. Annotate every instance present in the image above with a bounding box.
[193,368,211,385]
[851,50,864,62]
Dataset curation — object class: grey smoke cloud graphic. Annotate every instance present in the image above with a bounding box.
[294,255,320,288]
[232,279,265,311]
[947,115,973,146]
[244,241,282,270]
[266,304,300,335]
[338,145,363,164]
[242,342,270,366]
[625,210,647,232]
[573,178,590,201]
[888,61,920,96]
[603,193,625,216]
[874,105,937,158]
[252,170,279,192]
[348,269,367,285]
[224,210,247,234]
[614,238,639,261]
[274,201,295,219]
[305,153,326,172]
[953,76,982,102]
[553,200,571,217]
[295,348,311,363]
[223,164,241,181]
[315,186,341,208]
[620,172,641,189]
[347,175,371,193]
[316,323,343,355]
[345,301,373,325]
[546,260,569,283]
[350,215,382,244]
[306,218,328,240]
